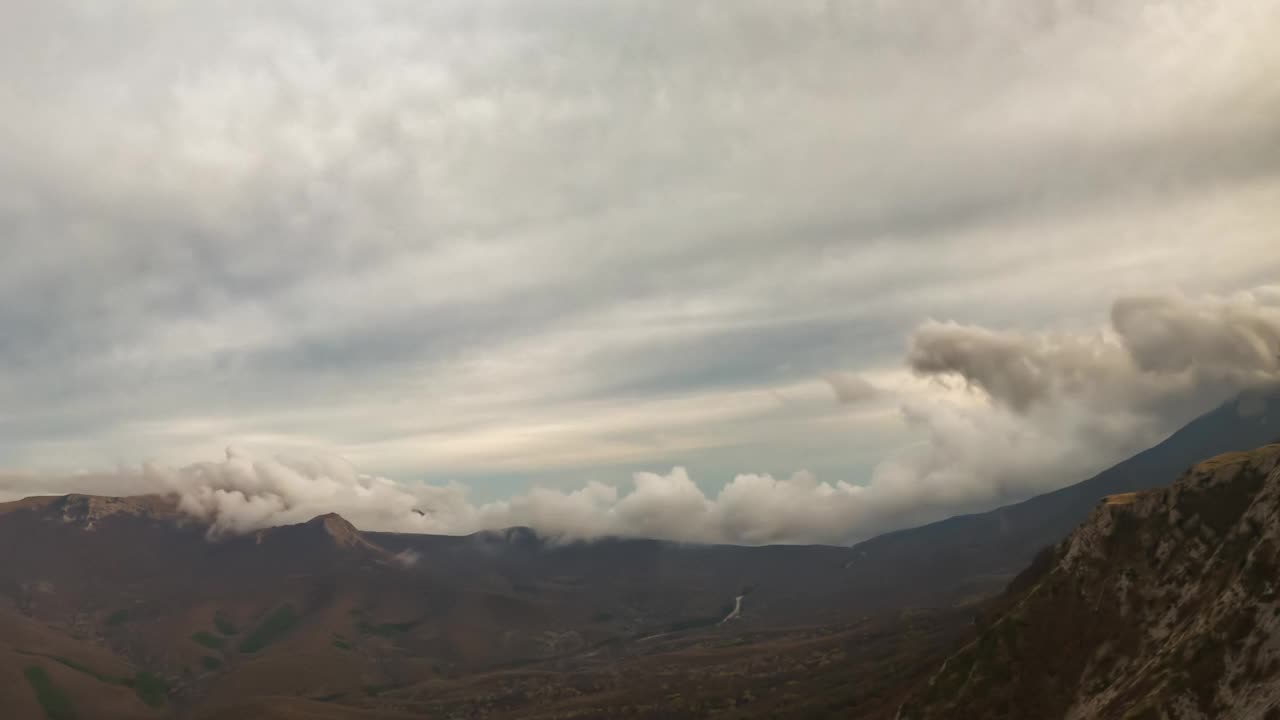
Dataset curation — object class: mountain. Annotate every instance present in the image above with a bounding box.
[0,491,966,718]
[0,606,167,719]
[2,388,1278,717]
[847,387,1280,608]
[901,442,1280,719]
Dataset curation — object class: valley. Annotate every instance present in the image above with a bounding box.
[1,391,1279,718]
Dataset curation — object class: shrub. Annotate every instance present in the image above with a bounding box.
[238,604,298,653]
[191,631,225,650]
[24,666,77,720]
[132,671,168,707]
[214,612,238,636]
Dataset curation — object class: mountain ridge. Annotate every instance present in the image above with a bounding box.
[0,390,1277,717]
[900,442,1280,719]
[847,387,1280,608]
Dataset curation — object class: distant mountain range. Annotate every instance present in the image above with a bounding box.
[847,386,1280,609]
[0,489,948,718]
[0,387,1277,718]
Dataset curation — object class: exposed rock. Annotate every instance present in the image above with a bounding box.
[901,443,1280,720]
[0,493,182,531]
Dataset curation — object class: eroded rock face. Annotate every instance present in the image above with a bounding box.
[52,494,180,530]
[901,443,1280,720]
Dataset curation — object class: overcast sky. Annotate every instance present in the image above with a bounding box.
[2,1,1278,542]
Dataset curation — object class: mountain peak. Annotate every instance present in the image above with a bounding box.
[305,512,363,547]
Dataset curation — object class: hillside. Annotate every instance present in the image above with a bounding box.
[0,491,965,718]
[900,442,1280,719]
[2,390,1278,717]
[849,387,1280,607]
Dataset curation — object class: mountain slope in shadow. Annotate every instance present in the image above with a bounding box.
[848,387,1280,608]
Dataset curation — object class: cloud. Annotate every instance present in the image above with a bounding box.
[0,2,1278,542]
[907,324,1062,413]
[0,426,1171,546]
[882,288,1280,531]
[392,549,421,568]
[1111,293,1280,377]
[5,288,1280,546]
[907,288,1280,415]
[0,0,1278,487]
[824,373,882,405]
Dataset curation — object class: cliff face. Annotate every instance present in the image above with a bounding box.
[900,443,1280,720]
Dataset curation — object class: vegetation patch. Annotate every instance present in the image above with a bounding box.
[238,604,298,653]
[105,609,131,627]
[24,666,77,720]
[48,657,119,685]
[214,612,238,636]
[16,651,129,688]
[201,655,222,671]
[132,671,168,708]
[332,637,353,651]
[191,631,225,650]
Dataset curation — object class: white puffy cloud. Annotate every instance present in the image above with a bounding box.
[0,446,918,544]
[6,288,1280,546]
[884,288,1280,525]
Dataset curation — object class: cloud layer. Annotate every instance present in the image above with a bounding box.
[6,289,1276,546]
[1,0,1278,491]
[1,2,1278,538]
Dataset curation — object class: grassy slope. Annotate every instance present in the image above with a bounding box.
[0,609,162,719]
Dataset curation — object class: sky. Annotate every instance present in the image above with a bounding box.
[1,0,1279,543]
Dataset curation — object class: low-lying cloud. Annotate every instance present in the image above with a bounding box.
[4,289,1278,546]
[824,373,882,405]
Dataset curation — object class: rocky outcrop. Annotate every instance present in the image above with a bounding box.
[0,493,181,531]
[900,443,1280,720]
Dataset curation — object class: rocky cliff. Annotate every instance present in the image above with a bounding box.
[900,443,1280,720]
